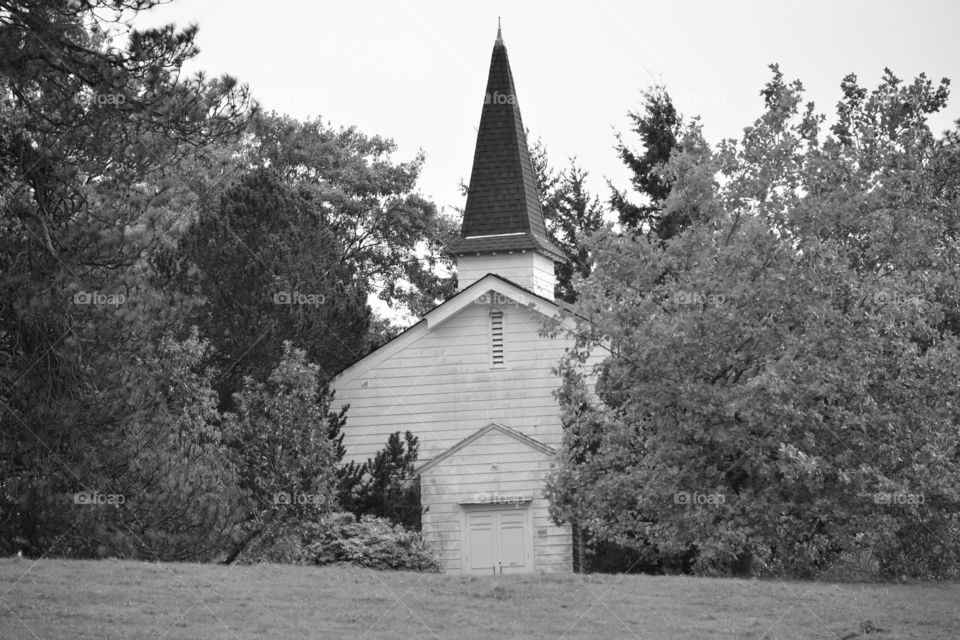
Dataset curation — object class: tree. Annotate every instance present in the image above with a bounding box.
[530,138,606,303]
[609,86,689,239]
[243,112,457,320]
[163,112,457,408]
[0,0,252,557]
[169,166,371,408]
[339,431,422,530]
[221,342,341,563]
[548,66,960,578]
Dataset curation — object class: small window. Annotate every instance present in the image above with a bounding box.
[490,309,504,367]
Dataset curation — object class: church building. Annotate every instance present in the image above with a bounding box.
[331,26,589,575]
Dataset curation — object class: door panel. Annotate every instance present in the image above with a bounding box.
[499,512,527,571]
[462,506,533,574]
[466,512,495,571]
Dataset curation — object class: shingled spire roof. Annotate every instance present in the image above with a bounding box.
[448,26,565,261]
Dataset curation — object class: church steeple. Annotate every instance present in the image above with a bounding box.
[449,24,564,298]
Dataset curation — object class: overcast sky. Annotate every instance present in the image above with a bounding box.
[132,0,960,219]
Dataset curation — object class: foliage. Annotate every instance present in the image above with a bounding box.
[3,328,246,561]
[162,111,456,407]
[243,111,457,319]
[339,431,423,530]
[609,86,686,237]
[235,512,440,572]
[0,0,252,558]
[0,1,449,564]
[548,66,960,578]
[530,138,606,303]
[169,166,371,407]
[305,512,439,570]
[221,342,341,562]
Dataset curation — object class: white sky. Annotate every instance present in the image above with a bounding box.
[132,0,960,217]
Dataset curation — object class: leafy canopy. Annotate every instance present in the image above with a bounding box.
[548,66,960,578]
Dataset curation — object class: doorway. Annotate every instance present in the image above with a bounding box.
[461,503,534,575]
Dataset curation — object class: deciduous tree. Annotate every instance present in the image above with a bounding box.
[549,66,960,578]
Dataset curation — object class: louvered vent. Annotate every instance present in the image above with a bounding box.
[490,309,504,366]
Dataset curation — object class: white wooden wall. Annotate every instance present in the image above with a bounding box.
[330,290,603,574]
[420,426,572,573]
[456,253,556,298]
[331,300,574,465]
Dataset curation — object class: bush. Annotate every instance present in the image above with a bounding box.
[305,513,440,571]
[236,512,440,572]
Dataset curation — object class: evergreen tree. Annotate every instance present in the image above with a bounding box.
[0,0,252,558]
[161,111,456,409]
[530,138,606,303]
[340,431,423,531]
[610,86,688,239]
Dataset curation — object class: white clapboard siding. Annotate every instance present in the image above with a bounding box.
[330,278,604,574]
[419,425,570,573]
[456,253,556,298]
[331,299,576,464]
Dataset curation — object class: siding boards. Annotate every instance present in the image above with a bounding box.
[419,426,569,573]
[332,301,574,466]
[330,292,602,573]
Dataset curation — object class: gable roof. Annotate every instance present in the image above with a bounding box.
[415,422,557,476]
[330,273,575,387]
[447,27,564,262]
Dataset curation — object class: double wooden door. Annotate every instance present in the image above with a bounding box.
[462,505,533,574]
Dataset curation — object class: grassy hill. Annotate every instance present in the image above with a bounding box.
[1,559,957,639]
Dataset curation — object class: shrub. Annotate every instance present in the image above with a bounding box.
[305,513,440,571]
[236,512,440,572]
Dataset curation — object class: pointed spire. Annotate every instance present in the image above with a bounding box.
[448,25,564,262]
[496,17,502,45]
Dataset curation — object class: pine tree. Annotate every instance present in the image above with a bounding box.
[340,431,423,531]
[609,86,688,239]
[529,138,605,303]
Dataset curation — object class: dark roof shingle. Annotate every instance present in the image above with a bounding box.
[448,31,564,261]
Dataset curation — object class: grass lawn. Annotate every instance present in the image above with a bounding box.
[1,559,958,639]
